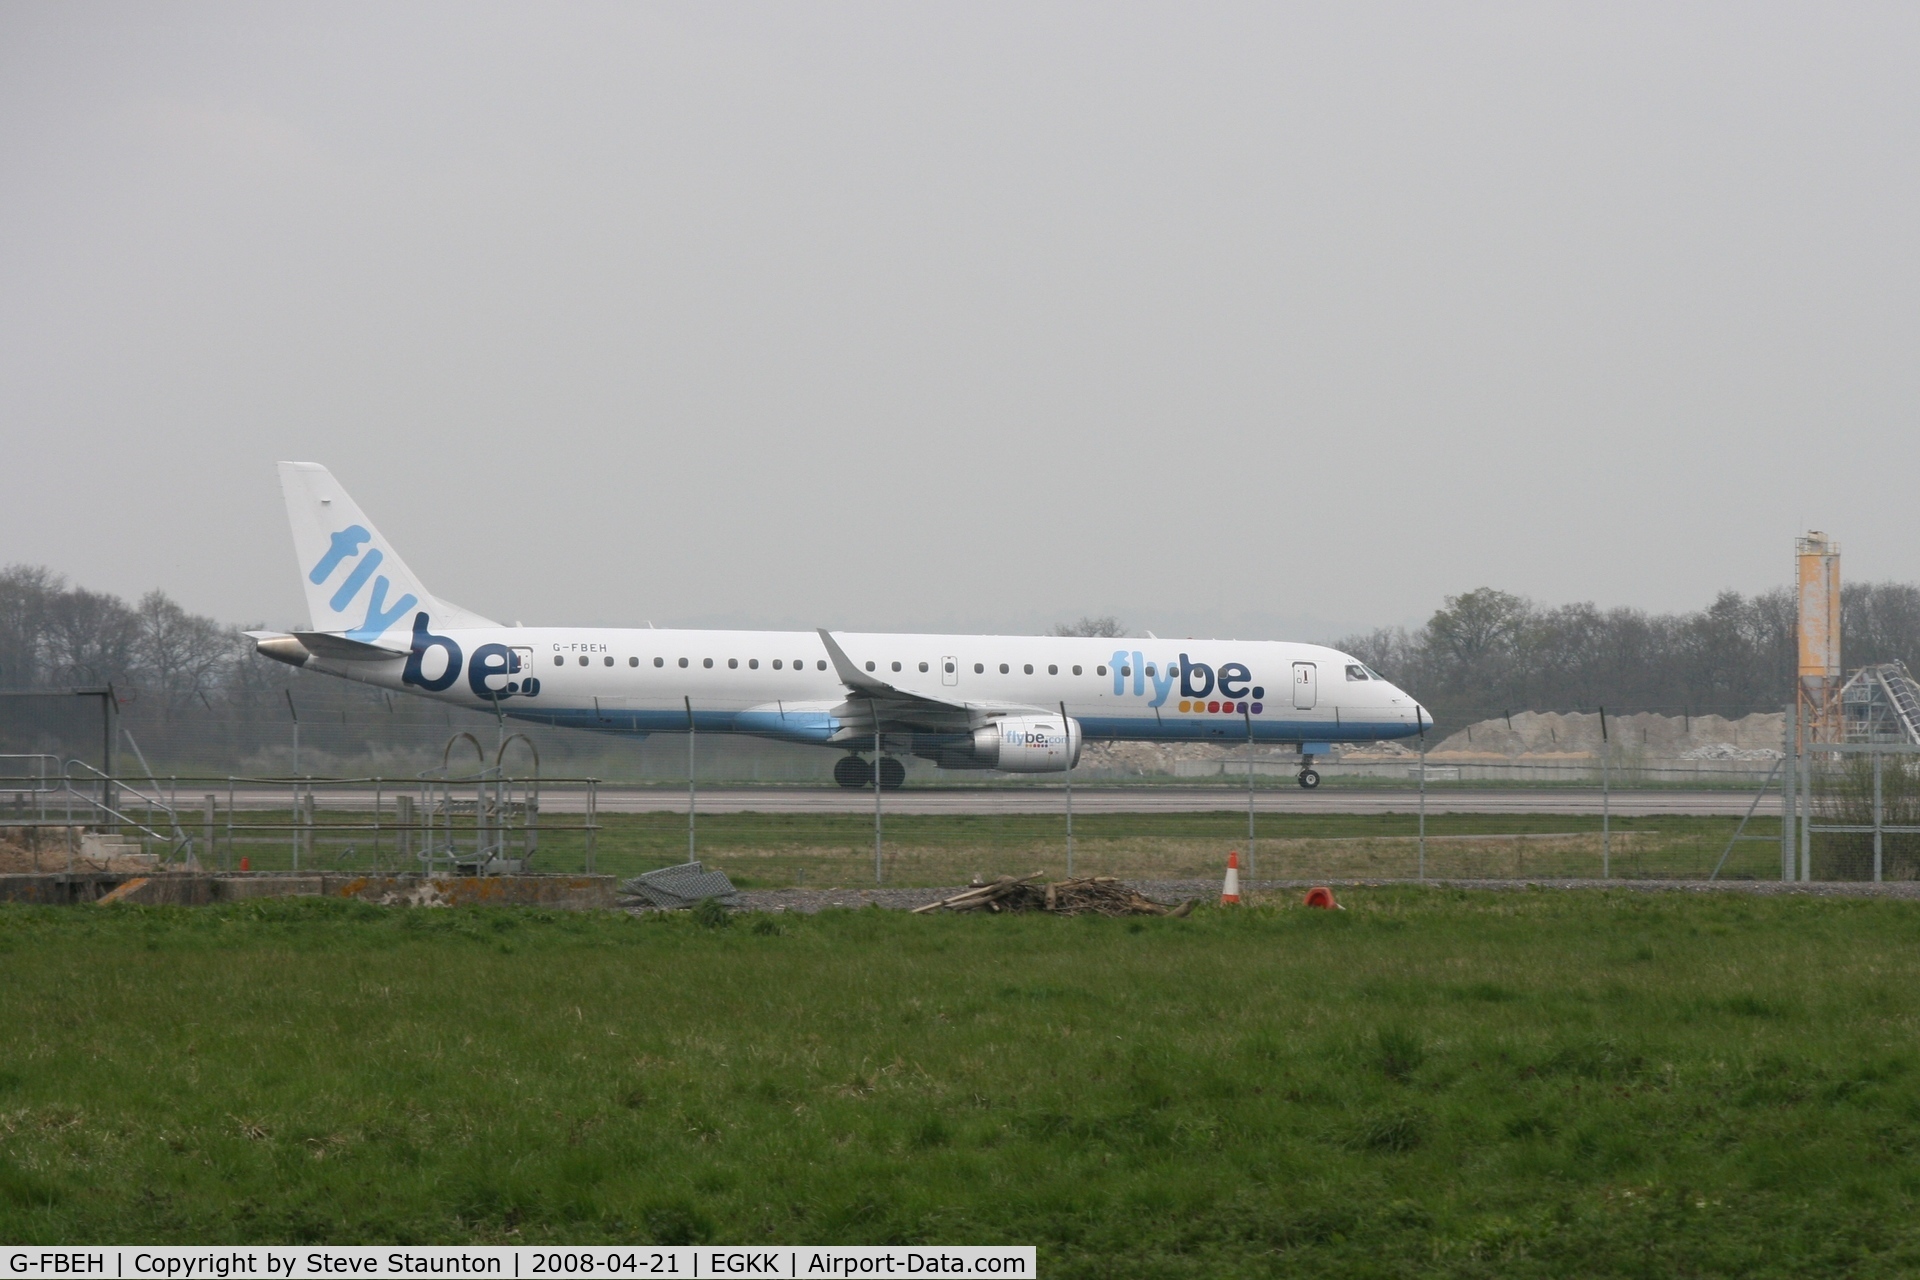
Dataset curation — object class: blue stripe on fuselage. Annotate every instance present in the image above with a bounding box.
[504,705,840,742]
[500,705,1410,746]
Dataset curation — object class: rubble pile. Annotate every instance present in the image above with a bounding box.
[912,873,1194,918]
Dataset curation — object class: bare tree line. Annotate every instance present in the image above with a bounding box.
[1335,584,1920,724]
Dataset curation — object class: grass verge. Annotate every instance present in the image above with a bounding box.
[2,890,1917,1275]
[213,810,1783,884]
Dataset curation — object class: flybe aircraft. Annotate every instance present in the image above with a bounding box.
[250,463,1429,788]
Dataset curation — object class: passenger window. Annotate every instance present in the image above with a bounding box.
[654,657,664,667]
[1023,664,1033,675]
[748,659,758,669]
[945,662,955,674]
[604,656,613,666]
[772,659,783,670]
[865,661,876,672]
[974,663,984,674]
[817,660,827,671]
[579,656,588,666]
[999,663,1009,674]
[728,658,738,669]
[1073,665,1082,676]
[1048,664,1058,675]
[629,656,638,667]
[891,661,901,672]
[1097,665,1106,676]
[1121,666,1131,677]
[703,658,713,668]
[678,657,689,668]
[919,662,929,673]
[1145,664,1156,678]
[554,655,564,667]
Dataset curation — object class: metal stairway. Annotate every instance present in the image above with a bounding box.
[1842,662,1920,744]
[1878,663,1920,743]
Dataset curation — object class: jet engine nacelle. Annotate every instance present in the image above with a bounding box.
[970,715,1083,772]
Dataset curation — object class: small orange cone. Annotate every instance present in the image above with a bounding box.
[1303,886,1339,909]
[1220,850,1242,905]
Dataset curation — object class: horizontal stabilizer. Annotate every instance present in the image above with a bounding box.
[245,629,406,668]
[294,631,408,662]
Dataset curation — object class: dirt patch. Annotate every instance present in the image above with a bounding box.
[0,831,71,873]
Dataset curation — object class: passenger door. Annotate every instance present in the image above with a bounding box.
[942,655,959,687]
[1292,662,1317,710]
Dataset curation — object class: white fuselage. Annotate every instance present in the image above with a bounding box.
[299,624,1425,751]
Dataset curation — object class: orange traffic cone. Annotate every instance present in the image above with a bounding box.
[1221,850,1242,905]
[1303,885,1339,909]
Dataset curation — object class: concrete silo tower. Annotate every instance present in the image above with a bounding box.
[1796,531,1841,747]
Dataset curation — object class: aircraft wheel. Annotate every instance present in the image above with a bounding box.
[878,757,907,790]
[834,755,873,789]
[1297,768,1321,790]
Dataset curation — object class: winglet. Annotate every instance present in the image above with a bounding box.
[816,629,892,695]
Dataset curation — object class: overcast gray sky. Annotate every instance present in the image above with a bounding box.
[3,3,1916,639]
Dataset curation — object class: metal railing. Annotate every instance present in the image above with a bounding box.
[0,730,598,876]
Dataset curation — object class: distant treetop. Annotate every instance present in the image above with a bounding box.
[1052,616,1126,638]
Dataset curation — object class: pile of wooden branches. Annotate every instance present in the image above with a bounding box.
[912,873,1194,918]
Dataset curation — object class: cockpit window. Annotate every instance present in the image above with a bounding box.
[1364,665,1388,682]
[1346,664,1369,681]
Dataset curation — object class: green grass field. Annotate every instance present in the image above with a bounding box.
[206,809,1785,884]
[3,889,1917,1275]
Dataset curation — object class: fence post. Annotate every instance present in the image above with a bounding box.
[1244,707,1255,883]
[1417,741,1427,881]
[1599,706,1611,880]
[1873,749,1884,884]
[1799,740,1813,882]
[1061,702,1074,879]
[1781,704,1795,881]
[396,793,414,864]
[686,697,696,864]
[202,794,215,869]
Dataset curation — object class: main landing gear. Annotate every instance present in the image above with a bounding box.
[834,755,905,790]
[1296,768,1321,790]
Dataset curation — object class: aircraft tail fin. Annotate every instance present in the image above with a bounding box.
[277,462,498,641]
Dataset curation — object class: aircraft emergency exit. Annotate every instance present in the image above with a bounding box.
[250,463,1430,788]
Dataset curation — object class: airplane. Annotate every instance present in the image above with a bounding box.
[250,463,1431,789]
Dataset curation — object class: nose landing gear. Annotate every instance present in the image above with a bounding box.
[1296,768,1321,790]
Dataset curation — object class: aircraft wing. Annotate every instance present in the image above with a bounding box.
[816,628,1037,734]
